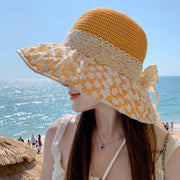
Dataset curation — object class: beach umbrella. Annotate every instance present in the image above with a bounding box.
[0,135,43,180]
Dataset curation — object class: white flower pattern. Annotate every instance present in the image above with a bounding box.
[111,88,118,96]
[85,82,93,90]
[94,81,101,88]
[17,31,163,128]
[88,72,95,79]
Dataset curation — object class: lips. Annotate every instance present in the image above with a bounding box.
[69,92,81,100]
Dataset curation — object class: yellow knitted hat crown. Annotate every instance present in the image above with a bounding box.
[72,8,147,63]
[17,8,163,128]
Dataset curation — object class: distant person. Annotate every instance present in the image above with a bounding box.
[170,122,174,132]
[35,139,39,148]
[38,134,42,154]
[27,139,31,146]
[31,134,36,148]
[18,137,24,142]
[165,122,169,131]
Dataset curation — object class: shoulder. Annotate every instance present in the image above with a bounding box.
[46,118,62,137]
[154,126,180,179]
[43,117,65,150]
[153,125,169,149]
[154,125,180,152]
[46,114,80,139]
[39,117,68,180]
[40,114,80,179]
[165,138,180,180]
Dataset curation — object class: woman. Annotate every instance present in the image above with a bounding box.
[17,8,180,180]
[38,134,42,153]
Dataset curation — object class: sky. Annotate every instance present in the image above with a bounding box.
[0,0,179,79]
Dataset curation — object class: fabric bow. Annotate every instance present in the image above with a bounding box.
[140,65,159,106]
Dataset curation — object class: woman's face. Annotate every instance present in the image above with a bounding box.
[67,86,101,112]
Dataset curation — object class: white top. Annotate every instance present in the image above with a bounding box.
[51,115,180,180]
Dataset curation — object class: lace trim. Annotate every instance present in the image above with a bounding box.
[62,29,143,81]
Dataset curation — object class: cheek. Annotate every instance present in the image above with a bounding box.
[83,94,99,106]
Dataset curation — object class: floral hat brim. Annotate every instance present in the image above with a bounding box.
[17,40,163,129]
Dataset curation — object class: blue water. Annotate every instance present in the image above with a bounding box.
[0,77,180,140]
[0,79,75,140]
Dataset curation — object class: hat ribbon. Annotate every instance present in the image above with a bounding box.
[140,65,159,106]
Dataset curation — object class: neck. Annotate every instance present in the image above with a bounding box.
[94,105,123,139]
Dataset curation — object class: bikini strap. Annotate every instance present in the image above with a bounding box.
[52,114,72,146]
[102,138,126,180]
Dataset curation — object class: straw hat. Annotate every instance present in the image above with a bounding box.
[17,8,163,128]
[0,135,43,180]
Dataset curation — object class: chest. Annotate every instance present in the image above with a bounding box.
[90,143,132,180]
[59,138,132,180]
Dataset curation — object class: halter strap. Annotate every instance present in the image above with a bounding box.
[102,138,126,180]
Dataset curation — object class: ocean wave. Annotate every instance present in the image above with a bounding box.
[15,102,29,106]
[31,101,42,104]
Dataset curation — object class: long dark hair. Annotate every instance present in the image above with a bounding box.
[65,109,156,180]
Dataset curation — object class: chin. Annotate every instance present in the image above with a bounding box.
[72,108,82,113]
[72,105,93,113]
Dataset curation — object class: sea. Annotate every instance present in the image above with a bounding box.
[0,77,180,141]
